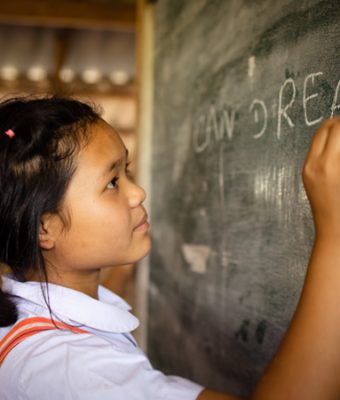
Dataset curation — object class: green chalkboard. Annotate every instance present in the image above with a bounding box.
[148,0,340,395]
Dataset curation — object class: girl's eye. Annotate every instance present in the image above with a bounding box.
[107,177,119,190]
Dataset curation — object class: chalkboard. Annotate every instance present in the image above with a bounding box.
[147,0,340,395]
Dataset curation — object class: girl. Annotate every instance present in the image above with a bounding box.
[0,96,340,400]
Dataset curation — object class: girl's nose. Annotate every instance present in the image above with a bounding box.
[128,181,146,208]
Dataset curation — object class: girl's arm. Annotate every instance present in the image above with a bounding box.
[197,118,340,400]
[197,388,244,399]
[251,118,340,399]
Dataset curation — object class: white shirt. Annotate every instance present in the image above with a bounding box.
[0,275,203,400]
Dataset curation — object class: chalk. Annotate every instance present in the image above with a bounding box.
[248,56,256,78]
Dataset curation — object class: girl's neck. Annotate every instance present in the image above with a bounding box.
[28,268,101,299]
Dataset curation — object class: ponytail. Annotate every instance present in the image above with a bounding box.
[0,287,18,327]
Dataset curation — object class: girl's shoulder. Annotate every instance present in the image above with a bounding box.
[0,325,203,400]
[0,313,142,373]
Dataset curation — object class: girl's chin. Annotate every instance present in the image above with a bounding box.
[129,237,152,264]
[140,239,152,259]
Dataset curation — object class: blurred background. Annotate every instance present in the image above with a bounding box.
[0,0,140,308]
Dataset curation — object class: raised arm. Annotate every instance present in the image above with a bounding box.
[197,388,244,400]
[250,118,340,399]
[197,118,340,400]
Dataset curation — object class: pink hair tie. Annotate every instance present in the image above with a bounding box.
[4,129,15,139]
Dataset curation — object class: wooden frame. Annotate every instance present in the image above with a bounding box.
[134,0,155,350]
[0,0,136,30]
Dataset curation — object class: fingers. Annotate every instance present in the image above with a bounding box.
[302,117,340,190]
[302,118,340,233]
[322,117,340,157]
[306,118,340,161]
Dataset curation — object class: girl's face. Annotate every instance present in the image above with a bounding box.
[45,120,151,273]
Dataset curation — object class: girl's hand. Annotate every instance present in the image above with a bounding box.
[250,118,340,400]
[303,118,340,236]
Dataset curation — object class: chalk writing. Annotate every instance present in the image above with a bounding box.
[192,106,235,153]
[249,99,268,139]
[331,79,340,117]
[192,70,340,153]
[303,72,324,126]
[277,77,296,139]
[248,56,256,78]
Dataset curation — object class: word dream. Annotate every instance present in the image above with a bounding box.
[192,72,340,154]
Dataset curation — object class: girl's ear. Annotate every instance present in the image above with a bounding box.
[39,213,61,250]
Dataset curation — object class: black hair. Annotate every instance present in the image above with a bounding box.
[0,95,101,327]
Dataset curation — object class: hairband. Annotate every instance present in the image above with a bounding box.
[4,129,15,139]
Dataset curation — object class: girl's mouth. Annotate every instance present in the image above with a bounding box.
[133,214,149,231]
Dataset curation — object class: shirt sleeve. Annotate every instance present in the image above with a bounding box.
[14,330,204,400]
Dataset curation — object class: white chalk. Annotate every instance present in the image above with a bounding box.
[248,56,256,78]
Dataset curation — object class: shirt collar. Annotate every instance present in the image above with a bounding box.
[2,274,139,333]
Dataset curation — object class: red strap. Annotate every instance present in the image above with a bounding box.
[0,317,89,366]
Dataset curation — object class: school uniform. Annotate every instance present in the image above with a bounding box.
[0,275,203,400]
